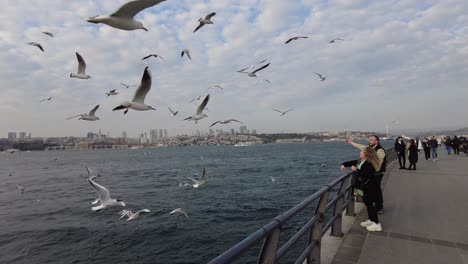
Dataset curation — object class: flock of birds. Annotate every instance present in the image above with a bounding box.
[22,0,345,222]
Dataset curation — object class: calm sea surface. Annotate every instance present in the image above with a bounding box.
[0,142,389,264]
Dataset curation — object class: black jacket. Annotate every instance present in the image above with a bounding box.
[394,141,406,153]
[342,160,377,190]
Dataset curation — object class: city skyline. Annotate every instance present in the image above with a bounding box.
[1,1,467,137]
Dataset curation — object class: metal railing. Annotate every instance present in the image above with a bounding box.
[209,147,397,264]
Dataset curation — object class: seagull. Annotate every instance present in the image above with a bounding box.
[113,67,156,115]
[256,79,271,85]
[40,97,53,102]
[42,32,54,38]
[106,89,119,96]
[185,167,207,188]
[269,176,275,182]
[314,72,327,81]
[207,85,223,91]
[184,94,209,124]
[67,105,100,121]
[237,63,270,77]
[120,83,137,89]
[119,209,151,221]
[86,0,166,31]
[210,119,244,127]
[85,166,100,181]
[273,108,294,116]
[141,54,166,62]
[285,36,308,44]
[193,12,216,33]
[70,52,91,79]
[17,185,25,195]
[168,107,179,116]
[328,38,344,43]
[87,178,125,211]
[181,49,191,60]
[170,208,190,220]
[189,95,204,103]
[27,42,44,52]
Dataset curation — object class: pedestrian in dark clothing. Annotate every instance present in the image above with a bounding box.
[422,139,431,160]
[408,139,418,170]
[341,147,382,232]
[428,136,438,161]
[394,136,406,169]
[452,136,461,155]
[444,136,453,155]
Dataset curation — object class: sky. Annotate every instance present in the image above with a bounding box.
[0,0,467,138]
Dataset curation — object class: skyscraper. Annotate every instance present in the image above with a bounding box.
[252,129,257,135]
[164,129,168,138]
[150,129,158,143]
[122,131,127,139]
[230,129,235,135]
[8,132,16,140]
[87,132,94,140]
[159,129,163,139]
[19,132,27,140]
[240,126,247,134]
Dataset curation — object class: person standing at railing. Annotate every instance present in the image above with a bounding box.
[407,139,418,170]
[346,135,386,214]
[394,136,406,169]
[428,136,438,161]
[341,147,382,232]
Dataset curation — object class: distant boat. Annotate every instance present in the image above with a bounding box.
[130,146,144,150]
[234,142,254,147]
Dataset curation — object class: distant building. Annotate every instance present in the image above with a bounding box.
[246,130,250,134]
[240,126,247,134]
[19,132,27,140]
[230,129,235,135]
[8,132,16,140]
[150,129,158,143]
[159,129,163,139]
[28,133,32,139]
[87,132,94,140]
[209,129,214,135]
[164,129,168,138]
[122,131,127,139]
[252,129,257,135]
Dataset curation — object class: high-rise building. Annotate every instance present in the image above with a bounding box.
[28,133,32,139]
[122,131,127,139]
[8,132,16,140]
[252,129,257,135]
[209,129,214,135]
[159,129,163,139]
[230,129,235,135]
[164,129,168,138]
[150,129,158,143]
[19,132,27,140]
[87,132,94,140]
[240,126,247,134]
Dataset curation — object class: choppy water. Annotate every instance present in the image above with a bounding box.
[0,142,377,264]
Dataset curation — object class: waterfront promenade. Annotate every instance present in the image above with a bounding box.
[332,151,468,264]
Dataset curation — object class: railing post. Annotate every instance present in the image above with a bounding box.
[307,190,329,264]
[331,179,348,237]
[346,191,356,216]
[257,227,281,264]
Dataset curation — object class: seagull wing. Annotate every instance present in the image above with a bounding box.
[89,105,99,117]
[285,37,294,44]
[110,0,166,18]
[158,55,166,62]
[227,119,243,124]
[168,107,175,115]
[196,94,210,115]
[141,54,152,60]
[186,50,191,60]
[205,12,216,20]
[284,108,294,113]
[313,72,323,79]
[185,177,199,184]
[76,52,87,74]
[132,67,152,103]
[193,22,205,33]
[66,114,83,120]
[88,179,111,203]
[252,63,270,74]
[110,89,116,93]
[263,79,271,84]
[42,32,54,38]
[40,98,46,102]
[272,108,283,114]
[210,121,220,127]
[85,166,94,177]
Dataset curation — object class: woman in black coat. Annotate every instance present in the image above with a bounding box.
[408,139,418,170]
[394,136,406,169]
[341,147,382,232]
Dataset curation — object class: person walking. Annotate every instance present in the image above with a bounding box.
[407,139,418,170]
[341,147,382,232]
[394,136,406,169]
[444,136,453,155]
[422,138,431,160]
[428,136,438,161]
[452,136,461,155]
[346,135,386,214]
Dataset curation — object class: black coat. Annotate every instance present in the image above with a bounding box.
[394,141,406,154]
[342,160,378,197]
[408,145,418,163]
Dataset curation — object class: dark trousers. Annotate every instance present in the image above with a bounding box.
[454,147,460,155]
[424,148,431,160]
[363,189,379,223]
[397,153,406,168]
[408,162,416,170]
[375,173,384,211]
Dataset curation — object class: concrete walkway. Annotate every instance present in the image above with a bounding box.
[332,151,468,264]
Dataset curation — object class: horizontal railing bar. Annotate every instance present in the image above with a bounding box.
[321,214,339,237]
[325,194,343,211]
[294,240,318,264]
[275,215,320,260]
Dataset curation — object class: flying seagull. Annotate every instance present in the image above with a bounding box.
[238,63,270,77]
[285,36,308,44]
[314,72,327,81]
[70,52,91,79]
[189,95,204,103]
[273,108,294,116]
[168,107,179,116]
[170,208,190,220]
[185,167,207,188]
[113,67,156,115]
[40,97,53,102]
[120,83,137,89]
[42,32,54,38]
[193,12,216,33]
[85,166,100,181]
[17,185,25,195]
[141,54,166,62]
[184,94,209,124]
[181,49,191,60]
[88,178,126,211]
[256,79,271,85]
[119,209,150,221]
[106,89,118,96]
[87,0,166,31]
[328,38,344,43]
[207,85,223,91]
[67,105,100,121]
[210,119,244,127]
[27,42,44,52]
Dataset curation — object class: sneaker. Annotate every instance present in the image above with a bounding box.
[360,219,373,227]
[366,222,382,232]
[377,209,385,214]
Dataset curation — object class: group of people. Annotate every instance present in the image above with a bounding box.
[442,136,465,155]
